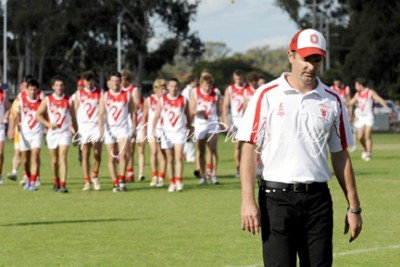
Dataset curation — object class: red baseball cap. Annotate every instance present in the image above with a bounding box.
[290,29,326,58]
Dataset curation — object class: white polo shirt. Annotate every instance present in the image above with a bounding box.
[236,73,354,184]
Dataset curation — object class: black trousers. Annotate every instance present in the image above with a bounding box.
[258,182,333,267]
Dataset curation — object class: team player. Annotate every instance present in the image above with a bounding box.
[99,71,135,192]
[152,78,191,192]
[36,76,72,193]
[0,80,10,185]
[9,79,44,190]
[121,69,141,182]
[133,95,146,181]
[73,71,102,191]
[243,72,259,110]
[189,73,220,185]
[181,75,197,163]
[223,69,247,178]
[349,77,389,161]
[143,78,167,187]
[331,78,351,106]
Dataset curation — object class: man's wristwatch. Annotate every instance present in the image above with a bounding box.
[347,207,362,214]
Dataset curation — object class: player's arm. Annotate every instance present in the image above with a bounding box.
[70,98,78,135]
[348,96,357,122]
[129,95,136,139]
[331,150,362,243]
[216,92,222,117]
[35,98,56,130]
[98,95,105,139]
[189,92,199,117]
[7,99,17,139]
[240,141,260,235]
[151,101,162,137]
[222,87,231,128]
[371,90,389,109]
[185,100,191,130]
[142,99,148,138]
[132,88,141,110]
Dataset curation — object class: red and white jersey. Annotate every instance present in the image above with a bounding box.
[147,94,162,133]
[236,73,353,184]
[244,85,257,103]
[104,90,130,128]
[228,83,246,120]
[331,84,350,102]
[20,90,45,101]
[0,88,6,122]
[193,86,219,125]
[46,94,71,133]
[76,87,102,124]
[355,88,374,117]
[18,96,43,136]
[122,83,139,97]
[136,96,144,128]
[160,94,187,132]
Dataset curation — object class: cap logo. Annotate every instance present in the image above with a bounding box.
[310,34,319,44]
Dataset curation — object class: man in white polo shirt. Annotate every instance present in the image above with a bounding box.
[237,29,363,267]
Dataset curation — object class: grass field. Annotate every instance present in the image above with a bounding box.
[0,133,399,267]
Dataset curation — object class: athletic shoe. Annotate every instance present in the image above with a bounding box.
[156,178,165,187]
[176,182,184,192]
[199,177,207,185]
[119,182,128,192]
[193,169,201,178]
[112,186,120,193]
[0,174,3,185]
[7,172,17,181]
[211,176,219,185]
[23,181,30,190]
[348,146,357,152]
[235,171,240,179]
[126,174,135,183]
[361,151,368,160]
[167,184,176,192]
[35,177,41,186]
[150,176,158,187]
[139,175,145,181]
[52,184,60,192]
[82,182,91,191]
[20,175,29,186]
[29,185,38,191]
[364,155,371,162]
[59,187,69,193]
[92,178,101,191]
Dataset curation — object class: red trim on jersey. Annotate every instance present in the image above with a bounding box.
[250,84,278,144]
[325,89,348,149]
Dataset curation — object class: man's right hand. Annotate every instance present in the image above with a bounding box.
[241,200,261,235]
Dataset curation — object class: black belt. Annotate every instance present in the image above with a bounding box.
[260,180,327,193]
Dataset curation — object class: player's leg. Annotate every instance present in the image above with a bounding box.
[21,150,31,189]
[165,147,175,192]
[157,142,167,186]
[234,141,242,178]
[8,131,21,182]
[58,145,69,193]
[126,142,135,182]
[357,126,367,160]
[117,137,129,191]
[49,148,60,191]
[364,126,373,160]
[29,148,40,190]
[207,133,219,184]
[197,138,207,184]
[91,140,102,190]
[106,143,119,191]
[81,143,92,190]
[148,140,158,186]
[138,141,146,181]
[174,143,184,191]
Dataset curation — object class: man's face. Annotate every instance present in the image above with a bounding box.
[233,74,243,85]
[121,77,130,87]
[109,76,121,92]
[289,51,323,86]
[52,80,65,95]
[167,80,179,95]
[27,85,38,99]
[84,79,94,90]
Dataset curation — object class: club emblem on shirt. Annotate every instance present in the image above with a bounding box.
[277,102,286,117]
[318,104,330,121]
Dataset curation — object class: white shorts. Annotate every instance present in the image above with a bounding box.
[355,115,374,129]
[195,122,220,140]
[77,124,101,144]
[0,124,5,142]
[46,130,71,149]
[231,117,242,132]
[161,130,187,149]
[132,125,146,143]
[105,126,130,144]
[19,132,43,152]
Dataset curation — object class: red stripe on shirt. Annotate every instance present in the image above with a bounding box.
[250,84,278,144]
[324,89,348,149]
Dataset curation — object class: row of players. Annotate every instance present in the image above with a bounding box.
[0,69,388,192]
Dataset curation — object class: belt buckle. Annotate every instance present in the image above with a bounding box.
[293,183,308,192]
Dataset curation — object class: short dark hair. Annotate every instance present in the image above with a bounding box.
[186,74,196,84]
[247,72,259,83]
[108,71,122,81]
[82,70,96,81]
[168,77,180,86]
[233,69,243,76]
[27,78,40,88]
[23,74,34,83]
[355,77,367,87]
[51,75,64,86]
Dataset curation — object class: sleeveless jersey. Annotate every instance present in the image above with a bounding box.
[104,90,130,128]
[355,88,374,117]
[76,87,102,124]
[147,94,163,131]
[46,94,71,133]
[244,85,257,103]
[193,86,219,124]
[0,89,5,122]
[136,96,144,128]
[20,90,45,101]
[19,96,43,136]
[331,85,350,102]
[229,83,246,119]
[160,94,187,132]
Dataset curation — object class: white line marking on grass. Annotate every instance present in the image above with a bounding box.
[226,263,263,267]
[334,244,400,257]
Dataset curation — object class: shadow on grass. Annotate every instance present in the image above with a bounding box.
[2,218,139,227]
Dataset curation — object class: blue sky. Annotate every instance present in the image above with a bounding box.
[150,0,299,54]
